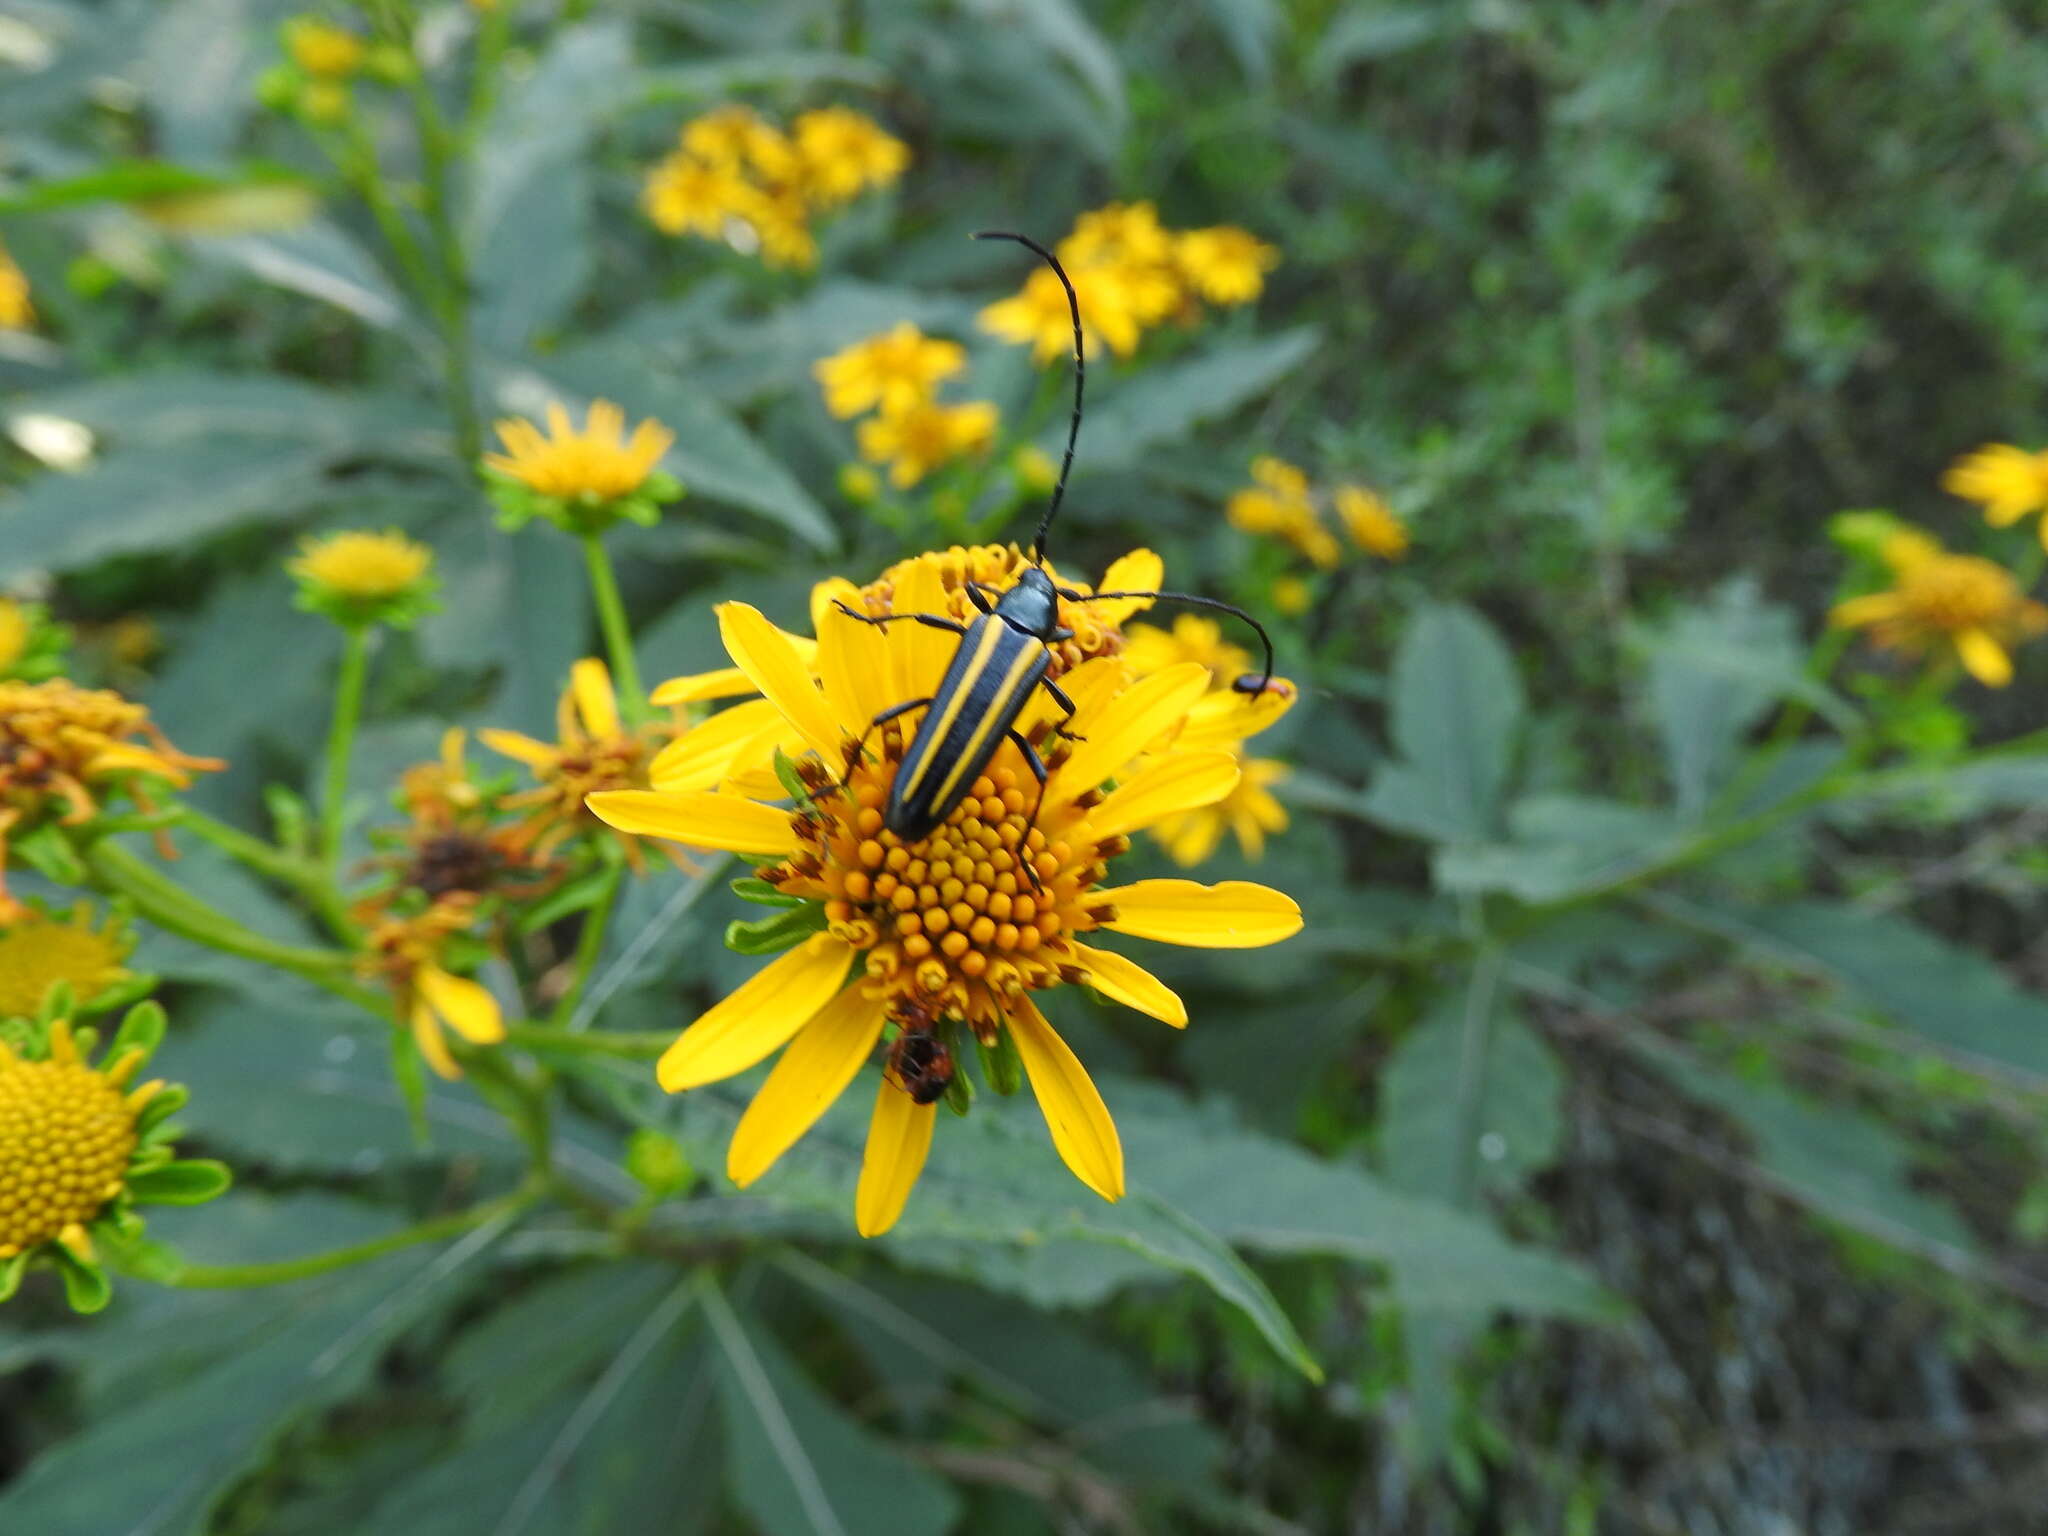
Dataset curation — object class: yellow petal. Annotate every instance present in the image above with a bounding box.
[86,742,188,784]
[649,699,785,792]
[586,789,797,855]
[720,718,810,798]
[411,998,461,1080]
[1827,593,1905,631]
[57,1223,96,1266]
[657,934,853,1091]
[855,1075,936,1237]
[1017,654,1122,737]
[1175,680,1297,748]
[1093,879,1303,948]
[887,559,953,701]
[570,658,620,738]
[1066,941,1187,1027]
[1089,547,1164,624]
[478,729,558,769]
[810,575,862,635]
[817,601,892,737]
[717,602,841,761]
[417,966,505,1044]
[1089,751,1241,839]
[1007,996,1124,1201]
[1053,663,1210,801]
[1955,627,2014,687]
[650,666,760,707]
[727,986,888,1186]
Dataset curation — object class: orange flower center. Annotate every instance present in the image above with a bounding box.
[1899,555,2017,631]
[771,734,1120,1038]
[0,1058,135,1254]
[858,544,1129,679]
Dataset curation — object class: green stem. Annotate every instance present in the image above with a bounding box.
[552,862,624,1031]
[166,1185,536,1289]
[320,625,372,872]
[177,807,359,942]
[332,118,444,313]
[505,1024,672,1060]
[581,533,647,723]
[84,840,380,1010]
[406,70,481,462]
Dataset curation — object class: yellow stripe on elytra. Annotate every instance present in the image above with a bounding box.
[895,619,1006,807]
[928,639,1043,816]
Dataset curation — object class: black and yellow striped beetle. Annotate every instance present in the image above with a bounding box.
[835,230,1281,874]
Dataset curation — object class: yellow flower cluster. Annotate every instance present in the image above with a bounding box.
[590,544,1299,1234]
[1945,443,2048,549]
[814,324,997,488]
[0,239,31,331]
[1832,525,2047,688]
[1227,456,1409,570]
[979,202,1277,364]
[0,678,221,918]
[643,105,908,270]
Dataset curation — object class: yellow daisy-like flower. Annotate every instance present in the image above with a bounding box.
[1062,201,1178,271]
[856,400,999,488]
[289,528,437,628]
[487,401,673,501]
[283,15,364,78]
[1943,443,2048,547]
[481,658,681,868]
[642,152,757,239]
[1228,481,1341,569]
[814,324,967,419]
[1175,226,1280,306]
[290,529,431,599]
[0,903,137,1020]
[1831,529,2048,687]
[0,240,31,331]
[0,678,221,919]
[1334,485,1409,560]
[587,601,1303,1234]
[979,265,1146,364]
[681,106,797,179]
[1123,614,1253,691]
[791,106,910,206]
[356,898,505,1081]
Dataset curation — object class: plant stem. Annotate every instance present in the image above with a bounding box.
[404,66,481,462]
[165,1185,536,1289]
[552,862,624,1031]
[505,1024,672,1060]
[177,807,359,942]
[84,840,380,1010]
[581,533,647,723]
[320,625,372,872]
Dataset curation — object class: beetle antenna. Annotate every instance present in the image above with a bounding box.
[972,229,1083,567]
[1065,588,1280,695]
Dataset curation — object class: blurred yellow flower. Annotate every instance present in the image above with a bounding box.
[814,324,966,419]
[1152,747,1290,864]
[1124,614,1253,690]
[681,106,796,178]
[1334,485,1409,560]
[283,16,363,78]
[1176,226,1280,305]
[1011,444,1058,494]
[856,399,999,488]
[0,240,31,331]
[1943,443,2048,547]
[792,106,910,205]
[356,898,504,1080]
[1270,575,1312,616]
[0,903,134,1020]
[0,603,28,675]
[486,401,673,502]
[586,598,1302,1234]
[641,155,756,239]
[1831,529,2047,687]
[979,264,1144,363]
[290,529,432,601]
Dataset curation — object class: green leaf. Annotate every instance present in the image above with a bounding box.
[1632,1036,1977,1256]
[0,158,312,215]
[108,1000,167,1064]
[1070,327,1322,473]
[1433,795,1678,904]
[725,902,830,956]
[54,1249,111,1314]
[1363,603,1525,843]
[705,1284,963,1536]
[124,1159,233,1206]
[732,876,810,909]
[1380,979,1565,1206]
[1641,579,1851,818]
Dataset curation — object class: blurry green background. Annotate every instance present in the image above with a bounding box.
[8,1,2048,1532]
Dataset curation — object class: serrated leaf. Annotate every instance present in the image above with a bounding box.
[1069,327,1322,473]
[1363,603,1524,843]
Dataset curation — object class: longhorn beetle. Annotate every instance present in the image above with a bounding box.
[835,230,1282,868]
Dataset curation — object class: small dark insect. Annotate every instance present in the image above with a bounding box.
[889,1029,955,1106]
[407,831,503,899]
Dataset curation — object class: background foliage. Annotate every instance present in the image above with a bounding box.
[7,0,2048,1531]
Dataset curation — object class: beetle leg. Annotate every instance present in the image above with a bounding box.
[964,581,998,615]
[838,697,933,793]
[1041,677,1086,742]
[832,601,968,636]
[1007,728,1051,895]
